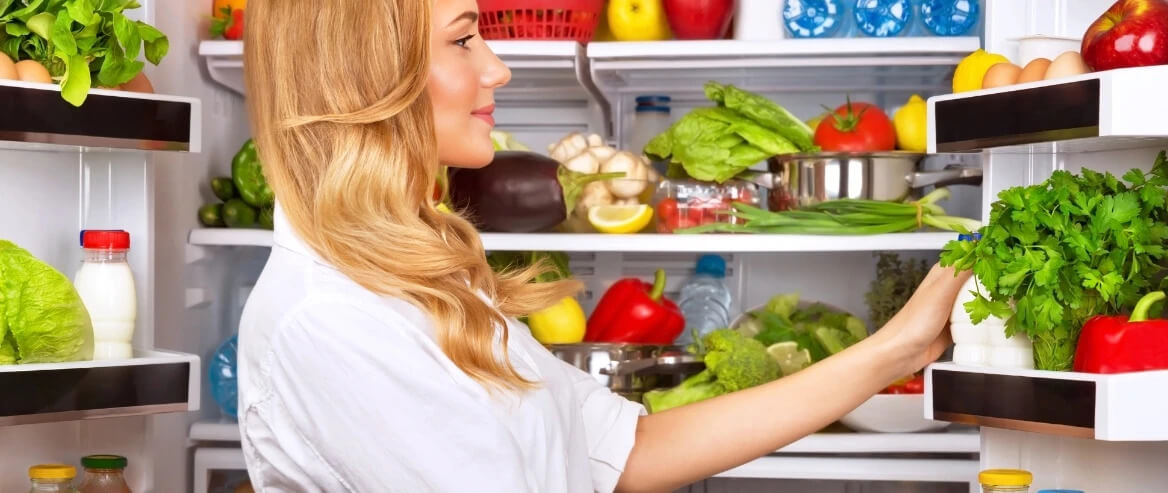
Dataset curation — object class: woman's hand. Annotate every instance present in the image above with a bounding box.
[874,264,972,375]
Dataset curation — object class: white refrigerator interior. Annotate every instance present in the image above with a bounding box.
[2,0,1166,492]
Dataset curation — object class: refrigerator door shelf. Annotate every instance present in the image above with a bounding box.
[0,79,201,153]
[0,349,200,426]
[928,65,1168,154]
[925,362,1168,441]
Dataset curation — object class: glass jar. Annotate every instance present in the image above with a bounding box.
[980,469,1033,493]
[78,455,132,493]
[29,464,78,493]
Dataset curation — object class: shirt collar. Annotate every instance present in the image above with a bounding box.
[272,203,329,265]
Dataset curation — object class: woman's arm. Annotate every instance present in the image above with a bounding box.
[615,265,971,493]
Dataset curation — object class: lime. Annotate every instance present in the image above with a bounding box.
[222,198,258,228]
[767,342,813,376]
[198,203,225,227]
[211,176,236,201]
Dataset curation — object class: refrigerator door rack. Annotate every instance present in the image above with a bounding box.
[929,65,1168,154]
[0,350,200,426]
[0,79,201,153]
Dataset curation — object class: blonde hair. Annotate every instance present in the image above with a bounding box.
[244,0,579,390]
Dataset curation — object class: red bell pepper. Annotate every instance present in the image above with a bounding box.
[585,269,686,344]
[1074,291,1168,374]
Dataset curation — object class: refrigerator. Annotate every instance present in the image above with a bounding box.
[0,0,1162,491]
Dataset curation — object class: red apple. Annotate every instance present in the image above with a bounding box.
[663,0,736,40]
[1081,0,1168,71]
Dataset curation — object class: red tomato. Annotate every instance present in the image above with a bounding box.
[813,98,896,152]
[903,375,925,394]
[882,385,907,394]
[656,199,679,233]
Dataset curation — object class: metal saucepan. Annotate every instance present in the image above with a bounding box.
[547,343,705,401]
[739,152,982,211]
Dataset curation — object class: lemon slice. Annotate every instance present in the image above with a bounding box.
[767,342,813,377]
[588,205,653,234]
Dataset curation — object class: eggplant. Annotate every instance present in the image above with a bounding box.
[449,151,622,233]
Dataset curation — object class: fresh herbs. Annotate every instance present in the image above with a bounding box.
[681,188,981,235]
[940,151,1168,371]
[645,82,815,183]
[866,253,930,329]
[0,0,169,105]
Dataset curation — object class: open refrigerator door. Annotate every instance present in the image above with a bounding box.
[3,0,1167,492]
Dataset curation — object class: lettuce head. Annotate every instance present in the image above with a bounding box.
[0,240,94,364]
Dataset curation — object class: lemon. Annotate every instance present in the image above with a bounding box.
[894,94,928,152]
[767,342,813,376]
[588,204,653,234]
[528,297,587,344]
[952,49,1011,93]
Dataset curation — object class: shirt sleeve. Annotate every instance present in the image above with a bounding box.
[265,300,536,493]
[565,359,646,493]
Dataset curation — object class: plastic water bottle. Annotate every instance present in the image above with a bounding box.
[853,0,913,37]
[209,334,239,419]
[675,255,734,346]
[783,0,848,39]
[919,0,980,36]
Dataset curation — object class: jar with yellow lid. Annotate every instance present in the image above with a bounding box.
[29,464,78,493]
[980,469,1033,493]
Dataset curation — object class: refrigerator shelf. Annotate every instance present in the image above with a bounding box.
[928,65,1168,153]
[188,228,956,252]
[588,37,980,95]
[0,79,200,152]
[0,349,200,426]
[925,362,1168,441]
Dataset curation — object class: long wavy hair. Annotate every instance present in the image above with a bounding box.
[244,0,580,390]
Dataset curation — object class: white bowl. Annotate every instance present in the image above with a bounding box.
[840,394,949,433]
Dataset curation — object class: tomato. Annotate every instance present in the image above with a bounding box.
[903,375,925,394]
[813,98,896,152]
[882,385,907,394]
[656,198,679,233]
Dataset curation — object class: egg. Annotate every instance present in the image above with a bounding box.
[1018,58,1052,83]
[119,73,154,94]
[15,60,51,83]
[982,62,1022,89]
[0,54,17,80]
[1044,51,1090,80]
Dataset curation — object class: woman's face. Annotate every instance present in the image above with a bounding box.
[429,0,511,168]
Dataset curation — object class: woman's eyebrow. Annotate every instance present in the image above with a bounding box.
[447,11,478,27]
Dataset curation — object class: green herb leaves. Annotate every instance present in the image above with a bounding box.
[941,151,1168,370]
[0,0,168,105]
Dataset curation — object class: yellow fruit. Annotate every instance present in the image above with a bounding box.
[952,49,1011,93]
[893,94,927,152]
[607,0,671,42]
[528,297,587,344]
[766,342,812,377]
[588,204,653,234]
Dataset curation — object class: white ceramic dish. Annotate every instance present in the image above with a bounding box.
[841,394,949,433]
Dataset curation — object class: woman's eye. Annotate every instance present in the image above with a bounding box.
[454,34,475,49]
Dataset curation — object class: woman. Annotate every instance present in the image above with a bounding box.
[237,0,972,491]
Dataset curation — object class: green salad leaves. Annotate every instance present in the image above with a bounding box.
[0,240,94,364]
[0,0,169,106]
[645,82,816,183]
[941,151,1168,371]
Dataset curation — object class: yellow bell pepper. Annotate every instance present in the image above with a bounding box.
[528,297,587,344]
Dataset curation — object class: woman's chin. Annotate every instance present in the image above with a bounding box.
[442,146,496,169]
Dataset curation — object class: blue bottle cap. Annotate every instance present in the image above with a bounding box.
[696,255,727,278]
[635,95,671,106]
[635,106,670,113]
[957,232,982,242]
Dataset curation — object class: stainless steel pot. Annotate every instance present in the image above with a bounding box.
[741,152,981,211]
[547,343,705,400]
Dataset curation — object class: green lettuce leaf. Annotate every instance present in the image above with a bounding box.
[705,82,816,152]
[0,240,94,364]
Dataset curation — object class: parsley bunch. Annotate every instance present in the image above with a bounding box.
[941,151,1168,371]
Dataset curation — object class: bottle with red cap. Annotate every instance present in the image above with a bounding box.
[74,230,137,360]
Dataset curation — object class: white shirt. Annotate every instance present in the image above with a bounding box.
[237,208,644,493]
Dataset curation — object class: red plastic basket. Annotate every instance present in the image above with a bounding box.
[477,0,605,42]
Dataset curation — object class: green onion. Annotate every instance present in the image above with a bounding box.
[679,188,981,235]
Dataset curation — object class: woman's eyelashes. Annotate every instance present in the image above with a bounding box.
[454,34,475,49]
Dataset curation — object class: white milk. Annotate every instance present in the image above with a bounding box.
[74,232,136,360]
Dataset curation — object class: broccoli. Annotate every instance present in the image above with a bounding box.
[642,329,780,413]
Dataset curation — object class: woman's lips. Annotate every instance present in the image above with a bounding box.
[472,104,495,127]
